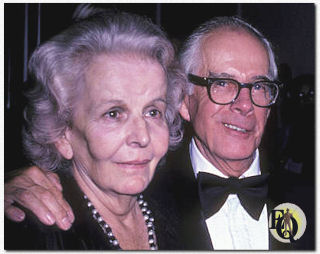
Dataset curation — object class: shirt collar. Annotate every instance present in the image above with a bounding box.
[189,138,261,179]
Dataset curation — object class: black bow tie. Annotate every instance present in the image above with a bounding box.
[197,172,269,220]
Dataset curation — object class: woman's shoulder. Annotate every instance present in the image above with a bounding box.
[4,211,62,250]
[4,171,111,250]
[4,199,112,250]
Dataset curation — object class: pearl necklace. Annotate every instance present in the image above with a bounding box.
[84,194,158,250]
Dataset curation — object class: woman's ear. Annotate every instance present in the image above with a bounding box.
[54,129,73,160]
[179,95,191,122]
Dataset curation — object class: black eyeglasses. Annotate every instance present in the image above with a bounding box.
[188,73,282,108]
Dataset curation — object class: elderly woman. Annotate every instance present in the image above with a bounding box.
[5,5,184,250]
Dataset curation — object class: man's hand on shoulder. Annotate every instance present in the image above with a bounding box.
[4,166,75,230]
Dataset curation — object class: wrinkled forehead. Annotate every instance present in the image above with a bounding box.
[198,28,269,77]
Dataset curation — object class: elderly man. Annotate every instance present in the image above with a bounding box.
[5,16,311,250]
[150,16,284,250]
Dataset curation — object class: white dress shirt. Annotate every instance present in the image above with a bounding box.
[189,138,269,250]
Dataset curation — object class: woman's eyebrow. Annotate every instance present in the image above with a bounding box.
[152,98,167,104]
[89,99,124,112]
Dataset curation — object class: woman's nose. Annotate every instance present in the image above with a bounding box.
[126,117,151,147]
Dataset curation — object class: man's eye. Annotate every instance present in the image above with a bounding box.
[253,83,267,91]
[253,83,262,90]
[214,80,228,87]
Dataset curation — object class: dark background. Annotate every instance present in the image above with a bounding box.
[4,3,316,248]
[5,3,315,181]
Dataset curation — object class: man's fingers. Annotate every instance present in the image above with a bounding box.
[4,200,26,222]
[27,168,74,225]
[25,166,56,189]
[25,185,73,230]
[4,166,74,230]
[58,196,75,223]
[41,185,74,230]
[45,171,63,192]
[44,171,74,224]
[6,188,56,226]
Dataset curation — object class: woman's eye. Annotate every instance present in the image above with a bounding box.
[105,109,121,119]
[108,111,118,118]
[147,109,162,118]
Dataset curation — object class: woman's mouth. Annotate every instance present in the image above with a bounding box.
[116,159,151,168]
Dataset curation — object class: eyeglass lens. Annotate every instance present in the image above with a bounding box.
[210,80,278,106]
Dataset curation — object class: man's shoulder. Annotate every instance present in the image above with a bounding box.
[149,140,197,195]
[267,170,315,250]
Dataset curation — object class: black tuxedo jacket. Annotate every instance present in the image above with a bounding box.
[146,139,314,250]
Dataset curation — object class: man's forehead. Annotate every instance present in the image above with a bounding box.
[202,28,264,53]
[198,28,269,77]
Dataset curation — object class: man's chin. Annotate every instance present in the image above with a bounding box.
[217,150,255,166]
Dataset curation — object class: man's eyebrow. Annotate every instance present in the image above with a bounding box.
[208,71,234,78]
[209,72,272,81]
[252,75,272,81]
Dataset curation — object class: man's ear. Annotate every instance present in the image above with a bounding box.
[54,129,73,160]
[179,95,191,122]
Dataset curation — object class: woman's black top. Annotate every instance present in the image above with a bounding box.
[4,170,183,250]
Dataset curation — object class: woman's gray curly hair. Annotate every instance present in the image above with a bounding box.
[23,4,185,171]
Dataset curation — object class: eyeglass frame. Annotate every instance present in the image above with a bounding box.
[188,73,282,108]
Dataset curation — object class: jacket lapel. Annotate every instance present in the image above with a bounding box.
[164,141,213,250]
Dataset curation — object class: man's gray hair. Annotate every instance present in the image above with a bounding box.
[180,16,278,95]
[23,5,185,171]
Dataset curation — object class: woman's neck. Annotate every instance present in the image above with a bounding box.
[72,165,138,221]
[72,164,151,249]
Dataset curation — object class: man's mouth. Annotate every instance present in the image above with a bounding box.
[224,123,248,133]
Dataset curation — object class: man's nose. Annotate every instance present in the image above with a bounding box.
[126,116,151,147]
[230,88,254,115]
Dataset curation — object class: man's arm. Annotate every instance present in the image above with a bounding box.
[4,166,75,230]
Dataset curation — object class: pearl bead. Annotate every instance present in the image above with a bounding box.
[85,194,157,250]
